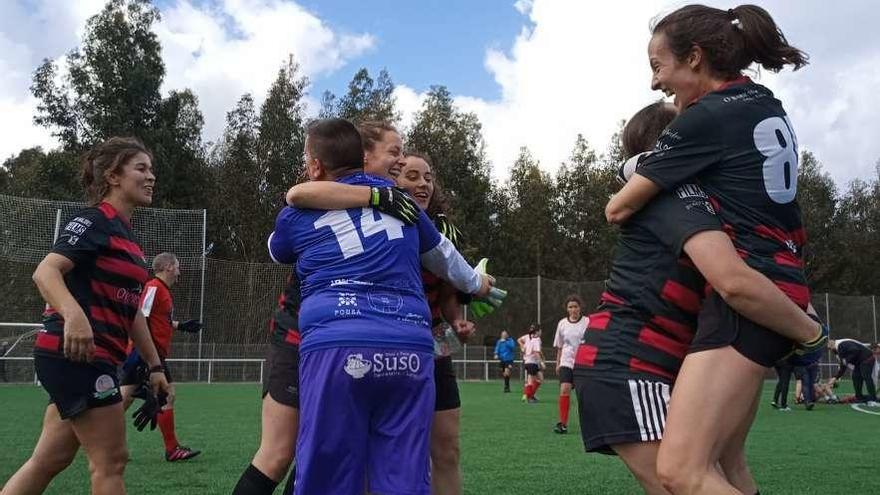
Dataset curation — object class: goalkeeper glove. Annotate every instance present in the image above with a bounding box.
[370,186,419,225]
[131,383,167,432]
[434,214,464,249]
[177,319,203,334]
[469,258,508,318]
[616,151,652,185]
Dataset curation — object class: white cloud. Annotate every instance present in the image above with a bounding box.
[155,0,375,142]
[0,0,373,161]
[400,0,880,188]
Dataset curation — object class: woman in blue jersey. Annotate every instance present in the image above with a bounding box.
[606,5,825,493]
[494,330,517,392]
[285,137,481,494]
[3,137,171,495]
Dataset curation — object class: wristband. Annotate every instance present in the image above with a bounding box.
[149,365,164,374]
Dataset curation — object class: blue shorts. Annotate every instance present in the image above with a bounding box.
[295,346,435,495]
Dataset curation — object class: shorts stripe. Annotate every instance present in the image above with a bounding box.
[627,379,671,442]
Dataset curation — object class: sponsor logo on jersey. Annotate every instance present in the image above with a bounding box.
[93,374,119,399]
[335,292,362,317]
[368,290,403,314]
[344,353,372,379]
[675,183,716,215]
[370,351,422,377]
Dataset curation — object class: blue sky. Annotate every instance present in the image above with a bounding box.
[296,0,526,100]
[2,0,880,187]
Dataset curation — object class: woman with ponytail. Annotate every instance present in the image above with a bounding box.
[3,137,171,494]
[605,5,822,494]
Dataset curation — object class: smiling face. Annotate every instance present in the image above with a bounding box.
[364,130,404,178]
[648,33,705,113]
[107,151,155,207]
[395,155,434,210]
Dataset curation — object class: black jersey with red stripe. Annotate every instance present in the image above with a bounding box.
[637,78,810,308]
[35,202,149,365]
[422,213,465,330]
[269,268,302,348]
[575,186,721,381]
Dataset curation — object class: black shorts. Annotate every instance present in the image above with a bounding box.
[559,366,574,384]
[574,372,672,454]
[119,357,173,386]
[434,355,461,411]
[499,360,514,371]
[262,340,300,408]
[35,355,122,420]
[690,291,794,368]
[525,363,541,376]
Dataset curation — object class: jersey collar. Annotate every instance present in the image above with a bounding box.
[686,75,753,109]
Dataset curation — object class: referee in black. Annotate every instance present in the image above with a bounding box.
[827,338,878,405]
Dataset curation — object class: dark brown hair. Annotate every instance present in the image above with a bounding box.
[404,151,452,217]
[307,118,364,176]
[622,101,678,159]
[357,120,399,152]
[80,137,153,205]
[564,294,583,308]
[652,4,809,80]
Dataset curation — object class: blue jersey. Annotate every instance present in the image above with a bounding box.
[495,338,516,362]
[269,173,442,354]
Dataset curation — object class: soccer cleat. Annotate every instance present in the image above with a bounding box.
[778,406,792,412]
[770,401,779,409]
[166,445,201,462]
[527,397,539,404]
[805,402,815,411]
[553,422,568,434]
[521,394,528,402]
[867,401,880,407]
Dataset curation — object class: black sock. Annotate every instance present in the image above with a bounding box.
[504,376,510,388]
[281,464,295,495]
[232,464,278,495]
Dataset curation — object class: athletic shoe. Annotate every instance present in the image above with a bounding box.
[805,402,815,411]
[521,394,527,402]
[867,401,880,407]
[553,422,568,434]
[527,397,539,404]
[504,387,510,393]
[778,406,792,412]
[770,401,779,409]
[166,445,201,462]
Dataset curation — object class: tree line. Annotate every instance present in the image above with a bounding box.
[2,0,878,296]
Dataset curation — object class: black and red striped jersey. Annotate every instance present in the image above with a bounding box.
[637,78,810,309]
[268,268,301,348]
[35,202,149,365]
[575,186,721,381]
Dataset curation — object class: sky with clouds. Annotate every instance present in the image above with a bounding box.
[2,0,878,189]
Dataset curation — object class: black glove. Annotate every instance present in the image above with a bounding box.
[434,214,463,249]
[369,186,419,225]
[178,319,203,334]
[131,383,167,432]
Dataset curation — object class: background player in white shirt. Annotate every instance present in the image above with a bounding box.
[518,325,544,403]
[553,295,588,434]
